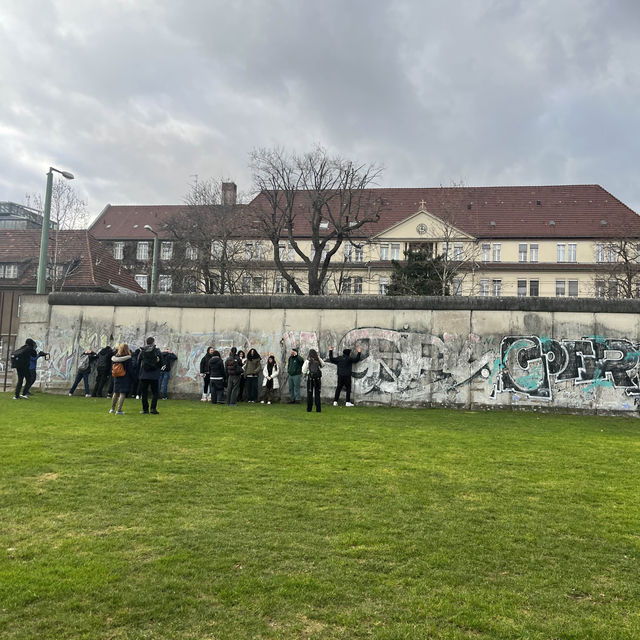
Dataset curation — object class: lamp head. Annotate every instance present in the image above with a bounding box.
[60,171,74,180]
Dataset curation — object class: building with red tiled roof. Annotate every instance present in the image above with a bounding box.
[88,184,640,298]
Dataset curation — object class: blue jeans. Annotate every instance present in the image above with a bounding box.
[159,371,170,397]
[69,372,90,395]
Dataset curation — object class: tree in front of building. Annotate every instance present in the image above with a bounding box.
[250,146,385,295]
[387,249,452,296]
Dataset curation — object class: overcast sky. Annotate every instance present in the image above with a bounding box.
[1,0,639,221]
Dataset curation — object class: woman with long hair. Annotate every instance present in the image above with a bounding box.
[244,348,262,403]
[110,343,134,415]
[261,353,280,404]
[199,346,215,401]
[302,348,325,413]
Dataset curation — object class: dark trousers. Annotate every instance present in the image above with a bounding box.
[210,378,225,404]
[227,375,241,405]
[93,369,110,397]
[14,367,29,398]
[140,378,159,412]
[245,376,259,402]
[69,372,90,395]
[23,369,37,395]
[237,376,245,401]
[334,375,352,403]
[307,377,322,412]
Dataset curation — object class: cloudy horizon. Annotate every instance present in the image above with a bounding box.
[1,0,639,221]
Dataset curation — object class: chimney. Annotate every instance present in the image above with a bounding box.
[221,182,237,206]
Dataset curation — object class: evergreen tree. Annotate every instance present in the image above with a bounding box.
[387,250,451,296]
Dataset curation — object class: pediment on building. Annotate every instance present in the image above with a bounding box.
[372,206,476,241]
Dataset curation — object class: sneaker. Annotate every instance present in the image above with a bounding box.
[85,394,91,398]
[116,411,125,415]
[345,402,354,407]
[13,396,19,400]
[140,411,148,414]
[135,395,140,400]
[267,401,271,405]
[261,401,265,404]
[109,409,114,414]
[333,401,338,406]
[20,395,29,399]
[150,410,160,415]
[68,392,73,396]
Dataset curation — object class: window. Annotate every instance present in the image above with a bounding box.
[46,264,65,280]
[482,244,491,262]
[529,280,539,297]
[517,279,527,297]
[286,279,296,294]
[608,279,618,298]
[252,277,263,293]
[556,279,566,296]
[354,245,364,263]
[209,274,221,293]
[353,276,363,294]
[161,241,173,261]
[380,243,389,260]
[342,277,352,295]
[136,241,149,260]
[185,244,198,260]
[135,274,148,291]
[245,242,253,259]
[568,243,577,263]
[183,275,197,294]
[568,280,578,297]
[492,244,501,262]
[255,243,264,260]
[211,240,223,259]
[596,243,604,263]
[596,243,615,263]
[242,276,251,293]
[158,275,172,292]
[453,243,463,261]
[451,278,462,296]
[557,243,566,262]
[492,279,502,296]
[530,244,539,263]
[379,277,389,295]
[288,244,296,261]
[0,263,18,278]
[595,280,605,298]
[319,220,329,230]
[275,277,284,294]
[518,244,527,263]
[113,242,124,260]
[344,244,353,262]
[479,279,489,297]
[391,243,401,260]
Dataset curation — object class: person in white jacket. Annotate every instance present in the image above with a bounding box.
[261,353,280,404]
[302,349,325,413]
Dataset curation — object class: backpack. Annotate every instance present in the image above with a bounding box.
[308,359,322,379]
[112,362,126,378]
[141,346,159,371]
[10,346,30,369]
[78,353,92,373]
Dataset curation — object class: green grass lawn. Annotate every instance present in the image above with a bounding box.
[1,393,639,639]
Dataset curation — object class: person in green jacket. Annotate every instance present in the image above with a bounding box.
[287,346,304,404]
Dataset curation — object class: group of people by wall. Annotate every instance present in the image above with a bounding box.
[11,337,363,414]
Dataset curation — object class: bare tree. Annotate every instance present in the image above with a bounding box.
[250,146,385,295]
[591,237,640,298]
[164,178,255,294]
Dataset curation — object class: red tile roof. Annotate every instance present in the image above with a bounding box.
[0,230,144,293]
[89,185,640,241]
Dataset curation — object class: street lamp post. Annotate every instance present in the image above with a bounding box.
[144,224,159,294]
[36,167,75,295]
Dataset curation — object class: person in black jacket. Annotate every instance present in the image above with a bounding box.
[12,338,39,400]
[328,345,362,406]
[92,346,114,397]
[199,346,215,402]
[159,348,178,399]
[208,350,226,404]
[138,336,162,414]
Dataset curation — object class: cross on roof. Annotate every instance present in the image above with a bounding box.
[419,199,427,210]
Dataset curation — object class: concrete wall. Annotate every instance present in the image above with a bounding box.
[15,293,640,415]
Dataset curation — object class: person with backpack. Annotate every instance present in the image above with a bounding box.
[224,347,244,406]
[159,348,178,399]
[244,348,262,403]
[68,349,98,397]
[302,349,325,413]
[138,336,162,414]
[12,338,40,400]
[109,343,135,414]
[92,345,114,397]
[261,353,280,404]
[207,350,226,404]
[286,347,304,404]
[328,345,363,407]
[199,346,215,402]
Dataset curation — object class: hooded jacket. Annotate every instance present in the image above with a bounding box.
[328,348,362,377]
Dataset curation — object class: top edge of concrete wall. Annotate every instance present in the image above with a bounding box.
[38,292,640,313]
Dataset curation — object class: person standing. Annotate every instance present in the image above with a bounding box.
[11,338,39,399]
[109,343,134,414]
[92,345,114,397]
[328,346,362,406]
[159,348,178,399]
[302,349,325,413]
[200,346,215,402]
[261,353,280,404]
[244,348,261,403]
[138,336,162,414]
[68,349,98,397]
[23,344,48,397]
[286,347,304,404]
[208,350,226,404]
[225,347,244,406]
[237,350,247,401]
